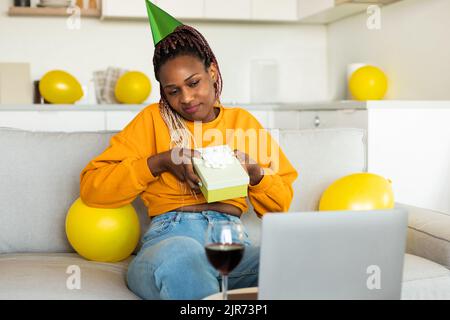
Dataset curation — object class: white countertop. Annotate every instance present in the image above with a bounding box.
[367,100,450,109]
[3,100,448,112]
[0,100,366,111]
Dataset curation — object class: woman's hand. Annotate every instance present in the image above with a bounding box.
[147,148,202,192]
[233,150,264,186]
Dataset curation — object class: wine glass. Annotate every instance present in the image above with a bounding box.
[205,220,246,300]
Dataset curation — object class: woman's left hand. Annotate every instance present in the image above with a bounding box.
[233,150,264,186]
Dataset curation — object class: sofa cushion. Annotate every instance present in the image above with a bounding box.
[1,253,448,300]
[0,253,139,299]
[242,128,367,245]
[398,203,450,269]
[0,128,150,254]
[280,128,366,212]
[402,254,450,300]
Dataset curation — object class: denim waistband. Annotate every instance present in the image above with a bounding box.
[151,210,241,224]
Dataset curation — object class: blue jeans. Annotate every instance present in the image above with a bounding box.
[126,210,260,300]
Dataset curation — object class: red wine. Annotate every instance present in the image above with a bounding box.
[205,243,245,275]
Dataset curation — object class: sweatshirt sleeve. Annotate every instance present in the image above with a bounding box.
[80,109,157,208]
[246,116,298,216]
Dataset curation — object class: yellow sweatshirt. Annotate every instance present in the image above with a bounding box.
[80,103,298,217]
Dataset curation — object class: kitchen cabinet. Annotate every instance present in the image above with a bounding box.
[0,104,367,132]
[104,109,367,131]
[296,109,367,130]
[154,0,204,20]
[298,0,401,24]
[101,0,215,21]
[33,111,105,132]
[105,111,140,131]
[0,111,105,132]
[251,0,298,22]
[268,111,300,130]
[101,0,147,19]
[0,112,40,131]
[248,111,269,129]
[101,0,297,23]
[251,109,367,130]
[204,0,298,22]
[10,0,403,24]
[204,0,252,21]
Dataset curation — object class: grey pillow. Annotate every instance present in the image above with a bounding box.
[0,128,150,254]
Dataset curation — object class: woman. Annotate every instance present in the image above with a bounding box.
[80,22,297,299]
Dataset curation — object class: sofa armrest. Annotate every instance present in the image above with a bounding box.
[396,203,450,269]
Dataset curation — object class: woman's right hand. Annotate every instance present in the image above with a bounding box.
[147,148,202,192]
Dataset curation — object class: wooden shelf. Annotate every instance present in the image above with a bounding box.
[8,6,100,18]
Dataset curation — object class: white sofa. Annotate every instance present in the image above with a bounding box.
[0,127,449,300]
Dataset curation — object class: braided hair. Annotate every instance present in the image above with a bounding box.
[153,25,223,149]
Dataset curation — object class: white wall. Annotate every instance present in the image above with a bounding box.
[328,0,450,100]
[0,1,327,104]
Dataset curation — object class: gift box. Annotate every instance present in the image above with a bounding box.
[192,145,250,203]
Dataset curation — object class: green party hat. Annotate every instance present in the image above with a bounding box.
[145,0,183,46]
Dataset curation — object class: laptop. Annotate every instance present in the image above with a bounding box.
[258,209,408,300]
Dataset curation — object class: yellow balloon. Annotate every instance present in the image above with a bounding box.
[66,198,140,262]
[319,173,394,211]
[349,65,388,101]
[39,70,83,104]
[115,71,152,104]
